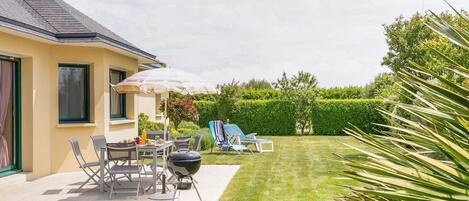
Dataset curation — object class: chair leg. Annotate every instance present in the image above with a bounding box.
[109,174,116,199]
[136,173,141,199]
[76,167,100,192]
[76,176,92,192]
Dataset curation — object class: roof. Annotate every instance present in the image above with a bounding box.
[139,63,163,70]
[0,0,156,61]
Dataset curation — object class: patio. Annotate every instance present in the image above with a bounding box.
[0,165,239,201]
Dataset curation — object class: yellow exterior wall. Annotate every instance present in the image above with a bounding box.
[0,30,145,180]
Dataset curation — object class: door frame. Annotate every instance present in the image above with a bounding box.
[0,55,22,177]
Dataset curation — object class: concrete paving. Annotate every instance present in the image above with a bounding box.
[0,165,239,201]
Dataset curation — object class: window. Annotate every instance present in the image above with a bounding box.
[58,64,89,123]
[110,69,126,119]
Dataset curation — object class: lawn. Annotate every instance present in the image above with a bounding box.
[200,136,369,201]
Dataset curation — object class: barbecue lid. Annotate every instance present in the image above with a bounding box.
[169,151,201,161]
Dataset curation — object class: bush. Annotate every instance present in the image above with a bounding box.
[318,86,365,99]
[195,99,384,135]
[194,101,217,128]
[231,100,296,135]
[312,99,385,135]
[180,89,283,101]
[239,89,282,100]
[171,128,213,151]
[178,121,200,131]
[195,100,296,135]
[138,113,163,135]
[216,82,240,122]
[166,98,199,129]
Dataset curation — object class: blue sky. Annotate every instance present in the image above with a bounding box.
[65,0,468,87]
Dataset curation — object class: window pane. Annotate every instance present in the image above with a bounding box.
[59,65,88,122]
[0,60,14,168]
[110,70,125,118]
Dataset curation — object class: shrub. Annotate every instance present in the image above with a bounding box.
[138,113,163,135]
[216,82,240,122]
[318,86,365,99]
[178,121,200,131]
[195,100,296,135]
[282,89,318,135]
[194,101,217,128]
[239,89,282,100]
[231,100,296,135]
[171,128,213,151]
[195,99,384,135]
[166,98,199,129]
[312,99,385,135]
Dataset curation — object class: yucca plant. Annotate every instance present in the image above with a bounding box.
[340,5,469,201]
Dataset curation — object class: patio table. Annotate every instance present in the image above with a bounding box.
[99,141,173,193]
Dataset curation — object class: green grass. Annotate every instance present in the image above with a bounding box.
[200,136,369,201]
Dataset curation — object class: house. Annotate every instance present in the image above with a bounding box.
[0,0,160,180]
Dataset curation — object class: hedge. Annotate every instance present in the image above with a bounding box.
[194,100,296,135]
[312,99,385,135]
[230,100,296,135]
[318,86,365,99]
[238,89,282,100]
[194,101,217,128]
[194,99,384,136]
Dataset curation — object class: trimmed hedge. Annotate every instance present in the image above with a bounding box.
[318,86,365,99]
[194,101,217,128]
[230,100,296,135]
[312,99,385,135]
[187,89,283,101]
[195,99,384,135]
[194,100,296,135]
[238,89,282,100]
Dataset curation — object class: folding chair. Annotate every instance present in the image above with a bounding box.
[69,138,106,192]
[107,143,144,199]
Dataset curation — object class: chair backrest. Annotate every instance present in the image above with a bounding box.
[174,137,191,151]
[209,120,227,146]
[147,131,164,140]
[90,135,107,159]
[208,121,218,145]
[69,138,86,167]
[224,124,246,141]
[106,143,138,162]
[192,135,202,151]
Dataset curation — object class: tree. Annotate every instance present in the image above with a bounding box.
[363,72,397,99]
[382,11,469,80]
[216,81,240,122]
[274,71,318,135]
[166,98,199,129]
[241,79,273,89]
[273,71,318,90]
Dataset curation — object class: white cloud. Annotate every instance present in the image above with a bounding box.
[65,0,468,87]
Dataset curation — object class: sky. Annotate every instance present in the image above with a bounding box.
[64,0,468,87]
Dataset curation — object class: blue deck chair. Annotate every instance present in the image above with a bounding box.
[209,120,249,154]
[224,124,274,153]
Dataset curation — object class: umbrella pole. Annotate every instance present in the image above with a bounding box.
[162,98,168,194]
[150,97,175,200]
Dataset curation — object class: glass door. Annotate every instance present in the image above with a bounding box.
[0,57,21,176]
